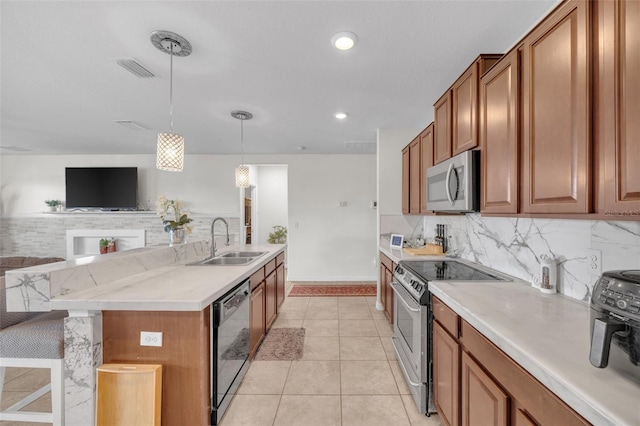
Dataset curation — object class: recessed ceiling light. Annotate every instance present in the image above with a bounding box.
[334,112,349,120]
[331,32,358,50]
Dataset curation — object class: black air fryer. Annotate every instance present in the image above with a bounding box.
[589,270,640,384]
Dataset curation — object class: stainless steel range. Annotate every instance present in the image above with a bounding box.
[391,259,508,416]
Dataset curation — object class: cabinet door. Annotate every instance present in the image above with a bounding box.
[452,64,478,155]
[276,263,285,311]
[409,137,421,214]
[597,0,640,213]
[434,91,453,164]
[521,0,591,213]
[249,282,266,358]
[480,50,519,214]
[433,321,460,426]
[420,123,434,214]
[265,271,277,330]
[402,146,410,214]
[379,263,387,313]
[461,351,508,426]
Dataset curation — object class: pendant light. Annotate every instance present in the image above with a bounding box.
[232,110,253,188]
[151,31,192,172]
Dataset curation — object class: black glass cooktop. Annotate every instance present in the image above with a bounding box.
[401,260,505,282]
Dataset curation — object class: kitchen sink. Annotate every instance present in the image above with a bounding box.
[220,251,267,258]
[187,251,267,266]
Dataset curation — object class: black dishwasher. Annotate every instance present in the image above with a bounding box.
[211,278,250,425]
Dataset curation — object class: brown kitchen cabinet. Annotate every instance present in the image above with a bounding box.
[249,265,266,358]
[595,0,640,214]
[402,145,410,214]
[434,91,452,164]
[276,262,285,311]
[265,267,277,330]
[460,351,508,426]
[402,124,434,215]
[420,123,434,214]
[432,296,589,426]
[521,0,591,214]
[480,49,519,214]
[433,320,460,426]
[452,54,502,156]
[379,252,394,324]
[434,55,501,165]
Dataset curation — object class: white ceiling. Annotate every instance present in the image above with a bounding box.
[0,0,558,156]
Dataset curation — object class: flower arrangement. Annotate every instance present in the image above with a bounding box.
[267,225,287,244]
[44,199,62,207]
[157,195,193,233]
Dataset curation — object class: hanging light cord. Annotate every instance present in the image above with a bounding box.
[169,41,174,133]
[240,117,245,166]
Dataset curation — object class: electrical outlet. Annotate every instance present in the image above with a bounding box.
[586,248,602,276]
[140,331,163,347]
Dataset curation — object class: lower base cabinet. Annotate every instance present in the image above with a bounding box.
[379,252,394,324]
[432,296,589,426]
[249,250,286,359]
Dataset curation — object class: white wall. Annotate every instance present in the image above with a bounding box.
[255,165,288,245]
[286,155,377,281]
[1,153,377,281]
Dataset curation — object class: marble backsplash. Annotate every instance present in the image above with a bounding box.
[380,214,640,303]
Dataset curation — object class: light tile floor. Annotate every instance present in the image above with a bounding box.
[0,293,442,426]
[220,294,443,426]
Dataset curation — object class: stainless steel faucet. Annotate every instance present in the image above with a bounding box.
[211,217,230,258]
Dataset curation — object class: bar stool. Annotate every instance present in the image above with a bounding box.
[0,302,66,425]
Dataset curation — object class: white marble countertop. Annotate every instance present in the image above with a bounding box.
[430,280,640,426]
[49,243,285,312]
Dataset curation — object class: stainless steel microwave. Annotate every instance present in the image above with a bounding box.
[426,150,480,213]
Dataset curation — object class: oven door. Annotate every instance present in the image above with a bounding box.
[391,281,428,413]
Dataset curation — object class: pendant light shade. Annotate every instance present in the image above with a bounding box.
[232,110,253,188]
[157,132,184,172]
[235,165,250,188]
[151,30,192,172]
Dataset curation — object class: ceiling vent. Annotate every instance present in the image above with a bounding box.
[115,58,156,78]
[0,145,31,152]
[114,120,148,130]
[345,141,376,152]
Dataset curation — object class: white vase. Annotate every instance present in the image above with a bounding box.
[169,228,187,246]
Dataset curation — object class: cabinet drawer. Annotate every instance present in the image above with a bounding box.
[459,320,589,426]
[276,252,285,266]
[433,296,459,338]
[251,268,265,291]
[265,259,277,277]
[380,253,393,271]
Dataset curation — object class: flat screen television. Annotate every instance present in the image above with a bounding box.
[65,167,138,210]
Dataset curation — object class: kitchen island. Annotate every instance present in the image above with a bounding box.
[5,241,286,426]
[379,246,640,425]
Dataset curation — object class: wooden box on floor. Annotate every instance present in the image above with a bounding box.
[96,364,162,426]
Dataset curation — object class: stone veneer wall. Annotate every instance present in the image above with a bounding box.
[0,213,240,258]
[381,214,640,303]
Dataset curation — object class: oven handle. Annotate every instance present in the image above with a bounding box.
[392,337,423,387]
[391,282,421,313]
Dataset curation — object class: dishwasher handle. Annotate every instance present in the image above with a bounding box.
[214,279,250,327]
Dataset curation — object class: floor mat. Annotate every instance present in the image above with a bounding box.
[288,284,377,297]
[254,328,305,361]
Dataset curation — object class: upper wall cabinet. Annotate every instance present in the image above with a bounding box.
[434,91,452,164]
[480,49,519,214]
[521,0,591,214]
[595,0,640,214]
[452,55,502,156]
[434,55,501,165]
[402,124,434,215]
[420,123,435,214]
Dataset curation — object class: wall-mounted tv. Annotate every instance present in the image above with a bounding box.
[65,167,138,210]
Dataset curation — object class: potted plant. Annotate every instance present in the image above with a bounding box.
[99,238,109,254]
[157,195,193,245]
[267,225,287,244]
[45,199,62,212]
